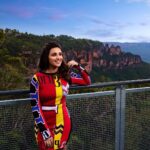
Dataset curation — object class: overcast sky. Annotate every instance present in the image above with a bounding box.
[1,0,150,42]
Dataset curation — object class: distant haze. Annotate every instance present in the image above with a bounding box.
[106,42,150,63]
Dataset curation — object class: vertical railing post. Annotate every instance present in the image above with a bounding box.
[115,85,126,150]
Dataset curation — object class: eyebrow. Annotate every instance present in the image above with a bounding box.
[50,52,62,55]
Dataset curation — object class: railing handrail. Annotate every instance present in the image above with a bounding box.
[0,78,150,96]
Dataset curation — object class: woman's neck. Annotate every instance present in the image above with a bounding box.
[45,67,58,74]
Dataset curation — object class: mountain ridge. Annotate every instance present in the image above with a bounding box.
[106,42,150,63]
[0,28,150,88]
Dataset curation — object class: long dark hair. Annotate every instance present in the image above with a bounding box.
[38,41,70,81]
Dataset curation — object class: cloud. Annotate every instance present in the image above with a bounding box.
[84,28,125,42]
[88,14,150,30]
[86,15,128,29]
[81,21,150,42]
[127,0,150,5]
[0,4,70,21]
[33,6,71,21]
[48,11,68,21]
[85,27,120,38]
[0,5,34,18]
[89,17,112,26]
[70,12,150,42]
[139,22,148,26]
[123,34,150,42]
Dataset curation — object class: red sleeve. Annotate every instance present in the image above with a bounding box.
[70,65,91,85]
[30,74,51,140]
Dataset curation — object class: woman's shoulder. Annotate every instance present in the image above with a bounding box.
[33,71,47,76]
[31,71,39,76]
[31,72,43,79]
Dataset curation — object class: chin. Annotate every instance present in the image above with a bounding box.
[54,64,61,67]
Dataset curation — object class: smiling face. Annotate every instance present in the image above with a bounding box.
[48,47,63,70]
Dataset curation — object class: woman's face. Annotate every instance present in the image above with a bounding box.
[48,47,63,68]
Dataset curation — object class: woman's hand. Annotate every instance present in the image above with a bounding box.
[44,136,54,148]
[67,60,78,68]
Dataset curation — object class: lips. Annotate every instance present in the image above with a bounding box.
[55,60,62,63]
[54,60,62,65]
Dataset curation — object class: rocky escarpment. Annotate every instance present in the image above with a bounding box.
[21,43,142,74]
[63,44,142,72]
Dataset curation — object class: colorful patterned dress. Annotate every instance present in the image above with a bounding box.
[30,65,91,150]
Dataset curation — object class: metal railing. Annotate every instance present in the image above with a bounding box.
[0,79,150,150]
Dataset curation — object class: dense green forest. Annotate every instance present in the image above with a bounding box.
[0,28,150,90]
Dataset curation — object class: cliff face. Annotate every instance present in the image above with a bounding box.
[3,28,142,74]
[63,44,142,73]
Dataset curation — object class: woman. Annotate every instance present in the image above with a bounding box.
[30,41,91,150]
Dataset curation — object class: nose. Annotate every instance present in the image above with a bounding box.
[56,54,62,60]
[56,54,60,59]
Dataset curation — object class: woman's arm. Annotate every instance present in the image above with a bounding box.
[68,60,91,85]
[30,75,51,140]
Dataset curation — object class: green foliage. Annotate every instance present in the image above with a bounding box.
[91,63,150,83]
[125,92,150,150]
[0,47,27,90]
[0,29,5,47]
[0,64,26,90]
[0,28,150,90]
[67,96,116,150]
[0,104,37,149]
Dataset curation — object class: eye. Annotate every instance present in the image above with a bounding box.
[51,53,57,56]
[59,52,62,56]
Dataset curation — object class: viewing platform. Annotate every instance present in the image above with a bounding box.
[0,79,150,150]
